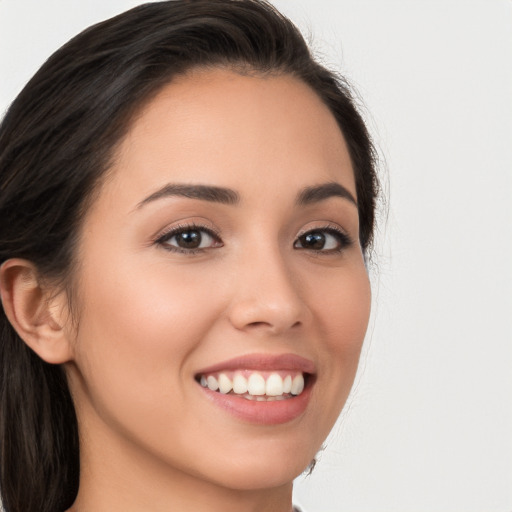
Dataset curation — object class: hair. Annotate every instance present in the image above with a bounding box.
[0,1,378,510]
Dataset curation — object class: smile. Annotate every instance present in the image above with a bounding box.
[198,370,306,401]
[195,353,315,424]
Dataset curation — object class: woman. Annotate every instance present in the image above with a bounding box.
[0,1,378,511]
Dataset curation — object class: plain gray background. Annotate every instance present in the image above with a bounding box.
[1,1,511,511]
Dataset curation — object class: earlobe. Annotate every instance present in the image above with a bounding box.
[0,259,74,364]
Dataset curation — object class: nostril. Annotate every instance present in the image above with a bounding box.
[245,320,302,333]
[246,321,270,328]
[227,293,308,334]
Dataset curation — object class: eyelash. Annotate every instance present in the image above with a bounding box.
[294,225,353,253]
[154,223,353,254]
[154,223,223,254]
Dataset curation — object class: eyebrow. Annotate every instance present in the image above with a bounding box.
[137,181,356,209]
[296,182,357,206]
[137,183,240,208]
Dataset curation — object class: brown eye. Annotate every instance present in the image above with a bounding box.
[294,228,352,252]
[157,226,222,252]
[297,231,326,250]
[174,230,203,249]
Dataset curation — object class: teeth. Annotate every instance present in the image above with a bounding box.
[206,375,219,392]
[199,371,307,398]
[233,374,248,394]
[291,374,304,395]
[265,373,283,396]
[247,373,266,396]
[218,373,232,394]
[283,375,292,393]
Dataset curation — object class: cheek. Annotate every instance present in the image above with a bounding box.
[70,259,224,421]
[314,263,371,352]
[308,262,371,409]
[77,255,221,352]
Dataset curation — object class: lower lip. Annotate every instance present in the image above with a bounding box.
[199,382,313,425]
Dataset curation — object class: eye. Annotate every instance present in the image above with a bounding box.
[156,224,222,253]
[294,227,352,252]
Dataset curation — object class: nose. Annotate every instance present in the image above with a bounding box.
[227,247,310,335]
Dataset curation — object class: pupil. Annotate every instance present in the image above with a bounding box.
[302,232,325,249]
[176,230,201,248]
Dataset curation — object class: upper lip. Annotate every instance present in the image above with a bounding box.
[195,353,316,375]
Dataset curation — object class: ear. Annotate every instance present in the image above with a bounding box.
[0,258,74,364]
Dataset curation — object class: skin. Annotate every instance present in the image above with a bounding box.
[50,69,371,512]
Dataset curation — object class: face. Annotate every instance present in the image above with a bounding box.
[65,69,371,492]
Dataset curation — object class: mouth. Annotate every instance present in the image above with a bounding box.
[195,370,310,401]
[194,353,316,424]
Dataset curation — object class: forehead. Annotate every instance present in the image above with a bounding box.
[108,68,355,205]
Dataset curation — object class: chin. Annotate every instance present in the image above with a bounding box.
[186,434,320,492]
[210,457,311,491]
